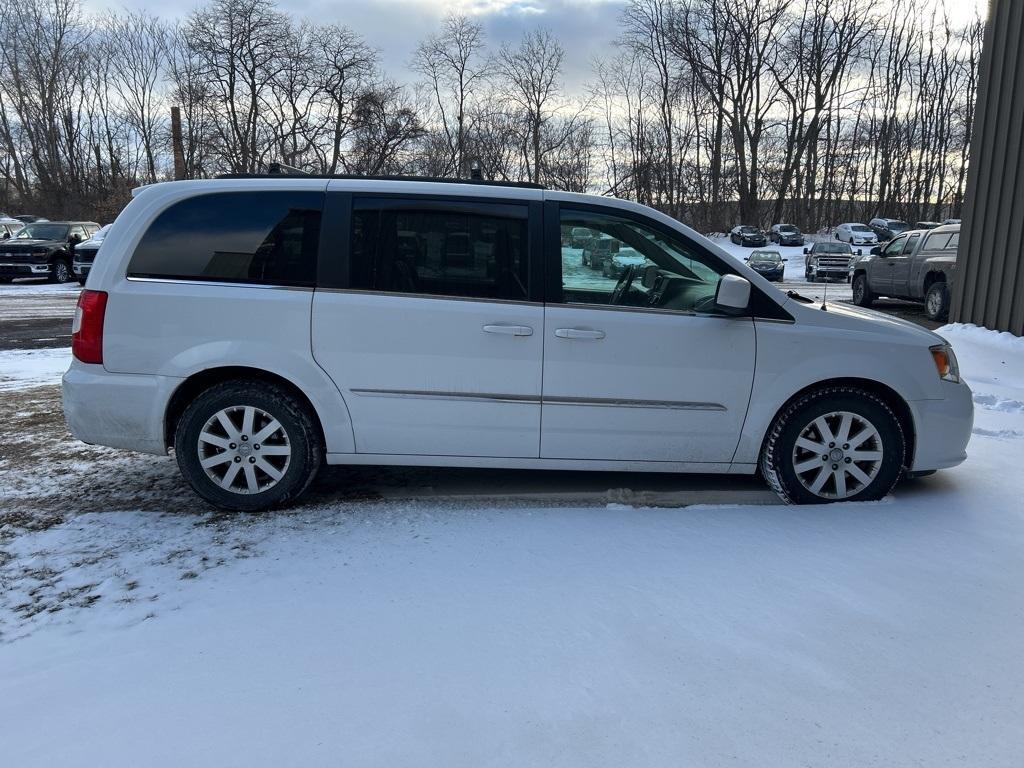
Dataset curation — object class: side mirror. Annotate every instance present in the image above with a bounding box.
[744,256,750,261]
[69,234,81,244]
[870,246,881,256]
[715,274,751,315]
[803,248,809,255]
[857,249,863,256]
[781,258,788,262]
[1,232,9,240]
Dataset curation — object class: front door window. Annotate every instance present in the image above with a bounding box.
[558,209,730,314]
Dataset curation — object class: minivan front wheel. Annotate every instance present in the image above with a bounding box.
[174,380,322,511]
[760,387,905,504]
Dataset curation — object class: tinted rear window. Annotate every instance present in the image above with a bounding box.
[128,192,322,286]
[351,200,528,301]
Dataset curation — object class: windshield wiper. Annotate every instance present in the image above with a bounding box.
[786,290,814,304]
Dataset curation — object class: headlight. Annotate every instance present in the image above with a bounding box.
[930,344,960,383]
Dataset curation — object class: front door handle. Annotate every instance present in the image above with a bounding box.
[483,324,533,336]
[555,328,606,340]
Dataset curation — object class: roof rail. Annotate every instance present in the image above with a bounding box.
[215,170,545,190]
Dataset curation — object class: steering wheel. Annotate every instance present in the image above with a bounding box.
[610,264,638,305]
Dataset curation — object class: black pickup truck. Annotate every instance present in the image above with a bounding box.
[0,221,100,283]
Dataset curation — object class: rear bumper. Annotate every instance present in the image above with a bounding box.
[62,361,182,455]
[908,381,974,471]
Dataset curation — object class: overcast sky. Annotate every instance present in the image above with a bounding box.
[84,0,986,95]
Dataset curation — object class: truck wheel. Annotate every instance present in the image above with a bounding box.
[49,259,72,283]
[174,380,322,512]
[924,282,950,321]
[760,386,905,505]
[852,274,874,307]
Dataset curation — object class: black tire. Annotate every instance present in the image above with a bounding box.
[924,281,950,321]
[77,279,86,286]
[49,258,72,283]
[0,277,11,284]
[852,273,875,307]
[760,387,906,505]
[174,379,322,512]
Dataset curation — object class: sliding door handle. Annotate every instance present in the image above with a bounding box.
[483,324,533,336]
[554,328,606,340]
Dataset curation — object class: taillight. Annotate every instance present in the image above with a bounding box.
[72,289,107,364]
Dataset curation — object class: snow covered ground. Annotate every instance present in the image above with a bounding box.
[1,319,1022,764]
[0,347,71,391]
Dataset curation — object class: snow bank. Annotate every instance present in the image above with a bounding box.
[0,347,70,391]
[938,321,1024,351]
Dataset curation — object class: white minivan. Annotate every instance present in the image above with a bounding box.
[63,176,973,510]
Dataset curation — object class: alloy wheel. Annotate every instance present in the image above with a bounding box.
[197,405,291,494]
[791,410,883,499]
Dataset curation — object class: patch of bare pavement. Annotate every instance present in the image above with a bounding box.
[0,282,80,350]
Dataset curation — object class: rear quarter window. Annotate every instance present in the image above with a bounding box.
[128,191,322,286]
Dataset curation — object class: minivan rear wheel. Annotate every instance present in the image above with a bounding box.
[174,380,322,511]
[760,387,905,504]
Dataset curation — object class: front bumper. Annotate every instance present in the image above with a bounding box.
[73,262,91,277]
[63,361,182,455]
[0,262,50,276]
[907,380,974,471]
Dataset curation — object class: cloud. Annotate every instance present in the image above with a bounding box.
[83,0,626,95]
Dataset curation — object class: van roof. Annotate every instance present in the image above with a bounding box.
[217,172,545,190]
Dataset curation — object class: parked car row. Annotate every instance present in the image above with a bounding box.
[728,216,962,251]
[0,220,103,284]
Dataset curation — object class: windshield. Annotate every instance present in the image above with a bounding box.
[816,243,852,254]
[750,251,782,262]
[16,223,70,241]
[778,225,798,233]
[851,224,872,232]
[887,221,910,232]
[739,226,759,234]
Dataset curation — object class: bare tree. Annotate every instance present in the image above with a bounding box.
[412,14,489,176]
[495,29,566,185]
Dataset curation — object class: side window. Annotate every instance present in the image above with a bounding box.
[350,200,528,301]
[946,232,960,250]
[923,233,951,250]
[559,207,729,313]
[128,192,322,286]
[883,236,906,256]
[70,225,87,241]
[904,233,921,254]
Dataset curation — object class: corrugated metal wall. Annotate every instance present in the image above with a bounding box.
[952,0,1024,336]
